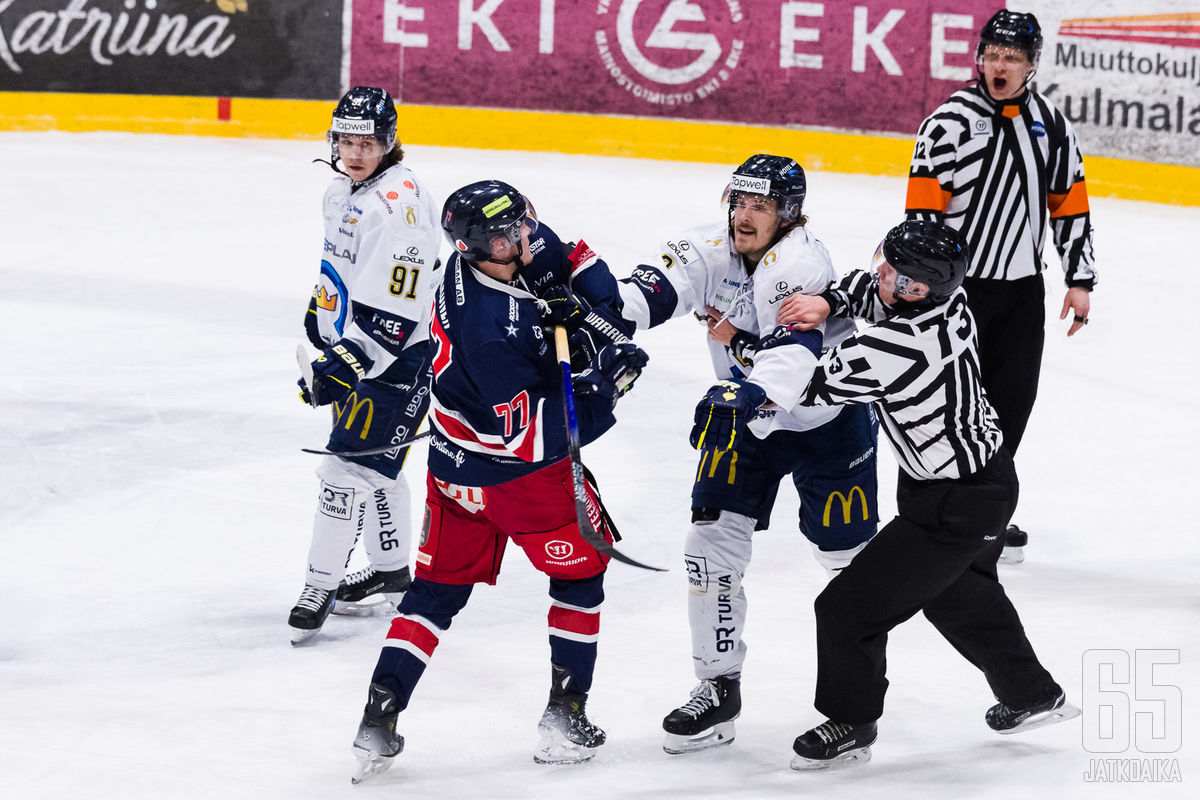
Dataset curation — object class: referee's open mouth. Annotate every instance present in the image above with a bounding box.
[992,77,1009,93]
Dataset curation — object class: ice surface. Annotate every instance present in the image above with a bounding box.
[1,131,1195,798]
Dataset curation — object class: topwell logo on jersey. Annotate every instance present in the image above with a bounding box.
[594,0,746,108]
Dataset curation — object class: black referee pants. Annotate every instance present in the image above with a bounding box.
[963,275,1045,455]
[812,449,1060,724]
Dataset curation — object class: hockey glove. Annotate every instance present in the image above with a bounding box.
[689,379,767,451]
[573,342,649,406]
[305,341,371,407]
[303,290,325,349]
[538,285,590,331]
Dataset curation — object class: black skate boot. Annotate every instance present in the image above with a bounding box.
[333,565,411,616]
[999,524,1028,565]
[351,683,404,785]
[986,689,1079,734]
[288,584,335,645]
[662,676,741,754]
[534,664,606,764]
[790,719,877,771]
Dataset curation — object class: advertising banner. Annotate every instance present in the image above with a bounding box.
[1024,0,1200,167]
[350,0,998,137]
[0,0,343,98]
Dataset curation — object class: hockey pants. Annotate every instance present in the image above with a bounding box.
[304,456,413,591]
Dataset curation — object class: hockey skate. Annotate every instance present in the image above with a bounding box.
[288,584,335,645]
[351,683,404,785]
[999,524,1027,565]
[986,690,1079,734]
[332,565,411,617]
[534,665,606,765]
[790,719,877,771]
[662,676,741,754]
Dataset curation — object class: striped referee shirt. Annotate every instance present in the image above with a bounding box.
[905,83,1098,288]
[802,270,1001,481]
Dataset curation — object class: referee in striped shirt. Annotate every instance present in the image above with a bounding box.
[773,220,1076,770]
[905,10,1098,563]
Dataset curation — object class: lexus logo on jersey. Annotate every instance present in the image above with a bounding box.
[545,540,574,560]
[594,0,747,109]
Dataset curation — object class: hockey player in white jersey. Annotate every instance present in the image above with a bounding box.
[288,87,441,644]
[618,155,880,754]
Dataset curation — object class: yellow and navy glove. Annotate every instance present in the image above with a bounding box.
[574,342,650,406]
[539,285,590,331]
[689,379,767,451]
[301,341,371,407]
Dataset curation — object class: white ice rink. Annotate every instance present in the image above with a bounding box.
[1,131,1195,798]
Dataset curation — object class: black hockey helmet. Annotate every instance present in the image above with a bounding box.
[327,86,397,162]
[878,220,969,304]
[976,10,1043,72]
[441,180,539,264]
[725,154,806,223]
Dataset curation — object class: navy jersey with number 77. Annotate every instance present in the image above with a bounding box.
[426,222,628,486]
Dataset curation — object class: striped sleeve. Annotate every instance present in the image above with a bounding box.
[1043,102,1099,289]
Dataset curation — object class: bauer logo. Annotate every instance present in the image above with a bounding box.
[331,117,374,135]
[545,540,575,561]
[730,174,770,195]
[319,482,355,520]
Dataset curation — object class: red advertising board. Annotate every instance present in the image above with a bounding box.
[350,0,1000,136]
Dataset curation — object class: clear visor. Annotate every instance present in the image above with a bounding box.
[871,241,928,300]
[722,186,778,215]
[977,44,1031,67]
[327,131,391,160]
[485,197,539,258]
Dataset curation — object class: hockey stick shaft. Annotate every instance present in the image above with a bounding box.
[554,326,665,572]
[296,344,319,408]
[301,429,432,457]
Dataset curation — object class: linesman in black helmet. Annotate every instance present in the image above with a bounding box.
[904,10,1099,563]
[777,220,1078,771]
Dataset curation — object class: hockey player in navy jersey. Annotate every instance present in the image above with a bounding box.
[288,87,441,644]
[348,180,648,782]
[617,154,880,755]
[774,220,1076,771]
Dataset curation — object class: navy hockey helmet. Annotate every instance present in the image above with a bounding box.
[441,180,539,264]
[327,86,397,162]
[725,154,806,224]
[976,10,1043,73]
[877,220,969,304]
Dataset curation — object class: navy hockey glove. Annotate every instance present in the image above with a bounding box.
[304,341,371,407]
[538,285,590,331]
[573,342,649,405]
[689,379,767,451]
[303,290,325,349]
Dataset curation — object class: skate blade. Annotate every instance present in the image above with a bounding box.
[350,752,395,785]
[289,626,322,646]
[331,599,397,617]
[533,742,597,765]
[533,732,598,765]
[663,721,736,755]
[789,745,872,771]
[996,702,1081,735]
[998,546,1025,565]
